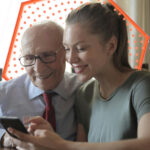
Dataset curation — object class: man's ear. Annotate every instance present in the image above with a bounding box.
[106,35,118,56]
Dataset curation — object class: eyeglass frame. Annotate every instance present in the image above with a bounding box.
[19,47,63,67]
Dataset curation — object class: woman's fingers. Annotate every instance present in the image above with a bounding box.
[24,116,47,124]
[24,116,53,132]
[28,122,53,133]
[8,127,65,150]
[8,128,36,143]
[12,137,43,150]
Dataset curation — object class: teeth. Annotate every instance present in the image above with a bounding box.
[73,65,87,73]
[74,67,82,73]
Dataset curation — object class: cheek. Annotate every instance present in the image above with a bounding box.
[25,67,34,79]
[80,53,93,65]
[25,67,32,75]
[56,62,65,74]
[84,56,98,73]
[52,58,65,75]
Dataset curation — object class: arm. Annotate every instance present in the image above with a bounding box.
[66,112,150,150]
[9,113,150,150]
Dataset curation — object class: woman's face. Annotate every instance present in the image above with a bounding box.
[63,23,114,82]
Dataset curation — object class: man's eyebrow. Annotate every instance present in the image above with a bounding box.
[38,50,57,54]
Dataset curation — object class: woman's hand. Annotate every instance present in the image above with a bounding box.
[24,116,53,134]
[10,137,49,150]
[8,126,67,150]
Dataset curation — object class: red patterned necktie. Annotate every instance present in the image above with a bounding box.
[43,92,56,131]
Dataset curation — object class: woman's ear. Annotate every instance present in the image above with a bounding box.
[106,35,118,56]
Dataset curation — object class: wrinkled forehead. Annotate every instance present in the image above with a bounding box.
[21,26,63,54]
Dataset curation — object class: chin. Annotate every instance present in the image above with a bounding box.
[37,80,60,91]
[77,74,92,83]
[36,84,53,91]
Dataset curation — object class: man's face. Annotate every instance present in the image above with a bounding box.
[21,28,66,91]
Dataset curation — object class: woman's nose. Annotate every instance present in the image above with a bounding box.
[66,50,79,64]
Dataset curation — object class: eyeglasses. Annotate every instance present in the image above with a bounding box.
[19,48,62,67]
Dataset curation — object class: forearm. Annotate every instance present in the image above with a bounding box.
[64,138,150,150]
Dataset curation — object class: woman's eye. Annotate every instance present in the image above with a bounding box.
[77,48,86,52]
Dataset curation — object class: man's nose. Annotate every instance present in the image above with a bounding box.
[66,50,79,64]
[33,58,46,72]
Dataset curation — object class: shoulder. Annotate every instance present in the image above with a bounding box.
[130,71,150,95]
[0,74,32,98]
[133,70,150,80]
[121,71,150,90]
[77,78,97,96]
[130,71,150,121]
[130,71,150,89]
[76,78,97,104]
[54,72,82,97]
[63,72,82,89]
[64,72,79,83]
[0,74,28,88]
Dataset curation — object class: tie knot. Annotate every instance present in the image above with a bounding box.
[43,92,57,105]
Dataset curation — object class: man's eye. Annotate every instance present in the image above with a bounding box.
[25,55,34,60]
[43,54,52,58]
[64,48,70,52]
[41,53,55,58]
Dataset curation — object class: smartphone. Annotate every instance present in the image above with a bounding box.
[0,116,28,138]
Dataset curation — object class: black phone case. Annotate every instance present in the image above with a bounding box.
[0,117,28,138]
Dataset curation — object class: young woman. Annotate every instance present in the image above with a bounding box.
[9,2,150,150]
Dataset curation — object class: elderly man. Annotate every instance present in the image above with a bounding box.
[0,21,81,148]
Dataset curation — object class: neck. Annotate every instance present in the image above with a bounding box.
[95,67,134,99]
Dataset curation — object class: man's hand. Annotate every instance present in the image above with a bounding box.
[1,132,15,148]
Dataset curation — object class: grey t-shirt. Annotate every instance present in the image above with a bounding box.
[75,71,150,142]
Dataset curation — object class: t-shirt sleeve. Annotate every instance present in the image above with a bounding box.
[132,75,150,122]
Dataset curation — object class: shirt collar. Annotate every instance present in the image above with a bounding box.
[25,75,44,100]
[26,72,81,101]
[53,72,81,100]
[52,75,69,99]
